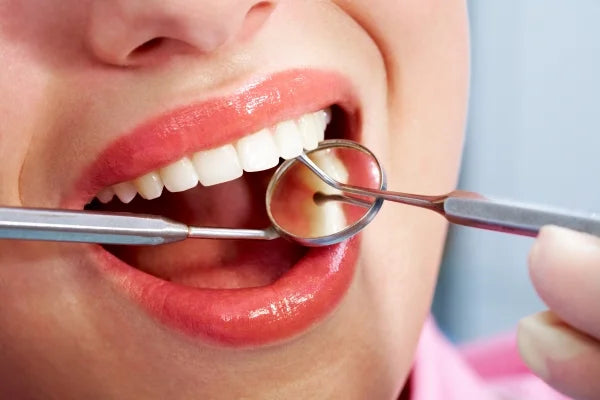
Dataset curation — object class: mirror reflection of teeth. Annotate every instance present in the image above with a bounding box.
[300,149,349,237]
[308,200,348,237]
[94,109,331,204]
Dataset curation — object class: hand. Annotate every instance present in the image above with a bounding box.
[518,226,600,400]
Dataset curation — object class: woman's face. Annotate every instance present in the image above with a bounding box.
[0,1,468,398]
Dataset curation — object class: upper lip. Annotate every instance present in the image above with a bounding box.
[67,69,359,208]
[74,69,364,347]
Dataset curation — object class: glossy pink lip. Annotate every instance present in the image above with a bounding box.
[71,69,359,208]
[94,238,359,347]
[73,70,362,347]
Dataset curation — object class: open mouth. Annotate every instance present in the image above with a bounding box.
[86,107,341,289]
[74,70,362,347]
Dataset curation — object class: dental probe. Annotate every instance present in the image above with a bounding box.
[0,207,280,245]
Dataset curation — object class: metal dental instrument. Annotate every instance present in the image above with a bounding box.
[0,140,386,247]
[289,139,600,240]
[0,207,280,245]
[1,139,599,247]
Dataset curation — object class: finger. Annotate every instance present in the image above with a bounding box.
[528,226,600,340]
[519,311,600,400]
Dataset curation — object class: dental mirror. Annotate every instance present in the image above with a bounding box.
[266,140,386,247]
[275,140,600,239]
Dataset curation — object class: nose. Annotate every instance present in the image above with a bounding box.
[87,0,276,66]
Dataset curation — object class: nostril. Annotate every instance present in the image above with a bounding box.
[131,37,166,56]
[238,1,275,41]
[127,37,192,66]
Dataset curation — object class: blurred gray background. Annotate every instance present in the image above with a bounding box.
[433,0,600,343]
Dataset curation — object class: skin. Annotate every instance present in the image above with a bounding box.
[519,227,600,400]
[7,1,594,399]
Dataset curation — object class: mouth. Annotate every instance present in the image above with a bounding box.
[73,70,363,347]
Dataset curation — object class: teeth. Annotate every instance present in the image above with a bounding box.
[308,149,349,194]
[134,171,164,200]
[299,149,349,196]
[159,157,199,192]
[310,200,348,237]
[297,113,320,151]
[273,120,304,160]
[303,150,349,236]
[95,108,332,203]
[112,181,137,203]
[192,144,243,186]
[97,187,115,204]
[313,109,331,142]
[235,128,280,172]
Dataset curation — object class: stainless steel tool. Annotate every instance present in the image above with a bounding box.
[0,207,279,245]
[1,139,598,247]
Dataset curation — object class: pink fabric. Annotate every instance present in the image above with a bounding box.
[410,318,571,399]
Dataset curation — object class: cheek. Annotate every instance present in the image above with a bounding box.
[342,0,469,369]
[336,0,469,187]
[0,43,55,205]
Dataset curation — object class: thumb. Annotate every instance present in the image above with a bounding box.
[527,226,600,339]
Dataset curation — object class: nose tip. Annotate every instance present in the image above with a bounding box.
[87,1,276,67]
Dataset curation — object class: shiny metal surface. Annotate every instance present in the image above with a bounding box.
[443,195,600,237]
[0,207,279,245]
[1,140,598,246]
[296,141,600,238]
[265,139,386,247]
[0,207,188,245]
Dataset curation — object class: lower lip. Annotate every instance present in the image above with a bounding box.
[93,237,359,347]
[79,70,363,346]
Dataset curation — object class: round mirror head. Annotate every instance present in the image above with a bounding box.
[266,139,385,246]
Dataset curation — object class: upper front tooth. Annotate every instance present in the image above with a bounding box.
[273,120,304,160]
[313,109,331,142]
[134,171,164,200]
[323,108,332,124]
[235,128,280,172]
[192,144,243,186]
[98,108,333,202]
[159,157,199,192]
[112,181,137,203]
[297,113,320,151]
[97,187,115,204]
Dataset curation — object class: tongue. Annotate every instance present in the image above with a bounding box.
[97,169,306,289]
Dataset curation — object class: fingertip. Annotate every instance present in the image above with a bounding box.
[518,312,600,400]
[529,225,600,275]
[528,226,600,339]
[518,312,554,380]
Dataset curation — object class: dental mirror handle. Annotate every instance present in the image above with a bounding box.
[0,207,279,245]
[299,153,600,237]
[331,188,600,237]
[440,192,600,237]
